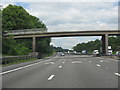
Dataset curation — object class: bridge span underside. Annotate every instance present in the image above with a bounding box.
[5,30,120,57]
[31,34,109,56]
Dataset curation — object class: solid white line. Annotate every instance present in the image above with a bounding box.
[0,61,42,75]
[48,75,55,80]
[96,64,101,67]
[97,57,118,62]
[45,62,54,65]
[115,73,120,77]
[59,66,62,68]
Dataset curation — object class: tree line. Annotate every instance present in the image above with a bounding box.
[2,5,53,56]
[73,36,120,54]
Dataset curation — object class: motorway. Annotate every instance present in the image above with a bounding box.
[2,54,119,88]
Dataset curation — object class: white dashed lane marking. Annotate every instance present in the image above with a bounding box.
[96,64,101,67]
[48,75,55,81]
[100,60,103,62]
[59,66,62,68]
[115,73,120,77]
[63,62,65,64]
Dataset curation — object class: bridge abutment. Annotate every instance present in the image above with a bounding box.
[102,34,108,55]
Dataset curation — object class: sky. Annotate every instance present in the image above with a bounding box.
[0,0,119,49]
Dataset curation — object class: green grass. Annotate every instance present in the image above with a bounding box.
[2,54,16,57]
[2,58,37,66]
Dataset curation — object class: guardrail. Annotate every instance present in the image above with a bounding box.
[1,55,38,65]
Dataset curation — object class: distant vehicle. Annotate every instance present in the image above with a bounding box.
[61,53,65,56]
[73,51,77,54]
[116,51,120,56]
[108,46,112,55]
[76,52,81,55]
[93,50,100,56]
[108,50,112,55]
[82,50,87,54]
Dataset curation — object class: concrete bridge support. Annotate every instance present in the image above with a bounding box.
[32,37,42,59]
[102,34,108,55]
[32,37,38,52]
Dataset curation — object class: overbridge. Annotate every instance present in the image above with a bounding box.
[4,29,120,56]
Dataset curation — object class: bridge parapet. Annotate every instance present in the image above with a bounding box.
[4,28,47,35]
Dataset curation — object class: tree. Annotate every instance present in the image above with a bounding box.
[73,39,101,54]
[73,36,120,54]
[2,5,46,31]
[2,5,52,56]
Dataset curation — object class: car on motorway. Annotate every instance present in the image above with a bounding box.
[93,50,100,56]
[81,50,87,54]
[76,52,81,55]
[108,46,112,55]
[116,51,120,56]
[61,53,65,56]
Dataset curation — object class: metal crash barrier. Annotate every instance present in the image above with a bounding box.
[1,55,37,65]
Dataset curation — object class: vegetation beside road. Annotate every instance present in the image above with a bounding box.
[2,5,53,56]
[73,36,120,54]
[2,58,37,66]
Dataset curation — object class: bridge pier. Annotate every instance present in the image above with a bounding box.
[102,34,108,55]
[32,37,37,52]
[32,37,42,59]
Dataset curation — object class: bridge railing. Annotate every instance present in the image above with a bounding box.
[1,55,38,65]
[4,28,47,35]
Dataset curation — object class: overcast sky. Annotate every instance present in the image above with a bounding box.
[1,0,119,49]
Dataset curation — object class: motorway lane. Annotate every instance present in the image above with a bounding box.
[2,55,119,88]
[2,55,66,88]
[87,56,118,74]
[45,56,118,88]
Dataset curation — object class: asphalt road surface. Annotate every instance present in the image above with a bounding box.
[2,54,119,88]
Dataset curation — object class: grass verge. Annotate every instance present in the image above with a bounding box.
[2,58,37,67]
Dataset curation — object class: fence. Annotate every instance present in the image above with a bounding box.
[1,55,38,65]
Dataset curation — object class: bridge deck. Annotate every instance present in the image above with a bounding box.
[4,30,120,38]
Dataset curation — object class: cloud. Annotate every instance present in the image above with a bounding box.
[25,2,118,32]
[0,2,15,8]
[1,0,118,2]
